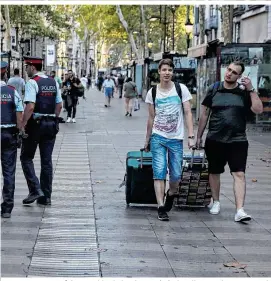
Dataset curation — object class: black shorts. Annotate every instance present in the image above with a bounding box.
[205,139,248,174]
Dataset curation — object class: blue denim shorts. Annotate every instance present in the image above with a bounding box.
[105,87,113,97]
[151,133,183,182]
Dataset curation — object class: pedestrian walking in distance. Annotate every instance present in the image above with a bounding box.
[20,56,63,206]
[196,61,263,222]
[1,61,24,218]
[7,68,25,98]
[123,77,138,117]
[144,59,195,221]
[61,73,69,112]
[102,75,115,107]
[117,73,125,98]
[62,70,82,123]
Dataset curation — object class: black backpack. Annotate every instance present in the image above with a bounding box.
[151,82,183,111]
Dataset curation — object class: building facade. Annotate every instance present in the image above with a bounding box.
[189,5,271,123]
[233,5,271,43]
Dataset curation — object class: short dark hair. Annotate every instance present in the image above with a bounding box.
[126,77,132,82]
[14,68,19,75]
[158,58,174,70]
[51,70,56,75]
[68,69,73,73]
[232,61,245,74]
[1,72,6,80]
[34,64,43,71]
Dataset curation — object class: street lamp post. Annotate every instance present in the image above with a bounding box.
[169,5,177,52]
[185,5,193,55]
[42,47,46,72]
[19,38,25,79]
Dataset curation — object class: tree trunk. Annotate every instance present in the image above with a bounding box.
[80,14,90,76]
[199,5,205,45]
[3,6,11,51]
[222,5,233,44]
[140,5,148,59]
[116,5,139,60]
[70,6,78,74]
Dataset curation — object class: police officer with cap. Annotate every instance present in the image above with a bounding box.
[21,56,62,205]
[1,61,24,218]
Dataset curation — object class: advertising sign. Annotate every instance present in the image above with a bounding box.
[46,45,55,67]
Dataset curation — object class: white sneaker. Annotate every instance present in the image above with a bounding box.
[235,208,251,222]
[66,117,71,123]
[72,118,76,123]
[209,201,221,215]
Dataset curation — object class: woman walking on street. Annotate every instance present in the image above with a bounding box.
[123,77,138,117]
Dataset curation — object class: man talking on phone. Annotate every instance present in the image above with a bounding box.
[196,61,263,222]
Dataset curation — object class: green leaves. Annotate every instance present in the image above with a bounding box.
[3,5,72,40]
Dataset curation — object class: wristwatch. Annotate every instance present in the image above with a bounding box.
[248,87,256,93]
[188,136,195,139]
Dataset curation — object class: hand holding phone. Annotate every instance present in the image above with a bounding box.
[240,76,253,91]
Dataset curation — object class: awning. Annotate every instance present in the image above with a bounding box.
[187,43,208,58]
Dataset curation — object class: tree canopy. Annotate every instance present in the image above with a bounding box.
[2,5,193,66]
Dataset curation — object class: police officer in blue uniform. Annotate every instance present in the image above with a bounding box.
[1,61,24,218]
[21,56,62,205]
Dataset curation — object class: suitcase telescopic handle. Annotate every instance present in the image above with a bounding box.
[190,147,206,168]
[190,147,196,167]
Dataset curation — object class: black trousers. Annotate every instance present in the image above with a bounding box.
[1,128,17,214]
[118,85,123,97]
[67,96,78,118]
[20,118,58,199]
[62,94,68,110]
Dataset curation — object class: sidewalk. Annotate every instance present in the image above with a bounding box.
[1,87,271,277]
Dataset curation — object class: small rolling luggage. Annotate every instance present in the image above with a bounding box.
[175,148,212,207]
[125,149,157,205]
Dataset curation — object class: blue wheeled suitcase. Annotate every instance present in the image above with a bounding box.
[176,148,212,207]
[125,149,157,205]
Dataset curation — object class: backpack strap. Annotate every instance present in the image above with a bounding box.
[151,85,157,109]
[211,81,220,99]
[207,81,221,121]
[174,82,184,112]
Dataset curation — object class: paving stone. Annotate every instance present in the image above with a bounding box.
[2,87,271,278]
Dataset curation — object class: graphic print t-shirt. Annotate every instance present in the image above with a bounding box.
[145,83,192,140]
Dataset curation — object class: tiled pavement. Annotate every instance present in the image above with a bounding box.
[1,87,271,277]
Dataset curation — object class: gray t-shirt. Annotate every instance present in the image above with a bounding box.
[124,81,137,98]
[7,76,25,97]
[202,82,252,143]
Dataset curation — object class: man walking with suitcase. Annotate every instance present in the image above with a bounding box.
[196,61,263,222]
[144,59,195,221]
